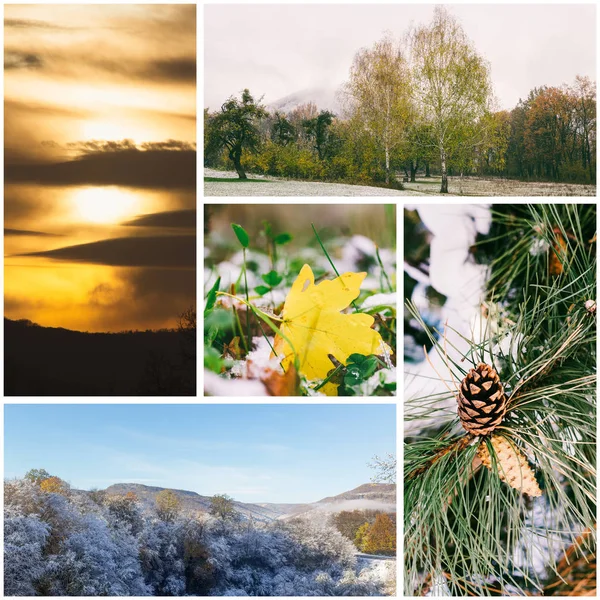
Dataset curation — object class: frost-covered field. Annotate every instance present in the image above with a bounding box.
[204,169,418,196]
[403,176,596,196]
[205,169,596,196]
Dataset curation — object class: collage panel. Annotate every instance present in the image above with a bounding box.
[4,403,397,596]
[4,4,197,396]
[204,203,396,397]
[404,203,597,596]
[204,3,595,198]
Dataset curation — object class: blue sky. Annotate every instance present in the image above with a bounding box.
[4,404,395,503]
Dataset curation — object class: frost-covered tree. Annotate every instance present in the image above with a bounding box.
[139,518,186,595]
[105,492,143,536]
[5,473,393,597]
[4,507,50,595]
[49,514,149,596]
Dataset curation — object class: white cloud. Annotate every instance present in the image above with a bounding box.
[205,4,596,111]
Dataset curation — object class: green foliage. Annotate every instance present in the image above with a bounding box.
[262,270,283,287]
[24,468,52,484]
[354,523,371,551]
[273,233,292,245]
[204,276,221,317]
[343,354,380,387]
[231,224,249,248]
[209,494,237,521]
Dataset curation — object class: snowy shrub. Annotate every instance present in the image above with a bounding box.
[4,507,50,595]
[4,475,392,596]
[280,517,357,571]
[139,518,185,595]
[44,512,149,596]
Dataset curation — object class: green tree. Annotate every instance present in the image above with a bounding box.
[155,489,182,523]
[481,110,511,175]
[106,492,143,534]
[402,121,437,182]
[571,75,596,181]
[205,89,268,179]
[303,110,335,161]
[354,522,371,551]
[271,112,297,146]
[344,35,412,184]
[209,494,237,521]
[24,468,52,484]
[410,6,493,193]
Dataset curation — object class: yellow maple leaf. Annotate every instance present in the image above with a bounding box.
[272,264,393,395]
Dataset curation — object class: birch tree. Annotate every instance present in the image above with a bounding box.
[410,7,492,193]
[344,35,411,185]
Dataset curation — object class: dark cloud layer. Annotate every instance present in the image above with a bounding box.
[5,228,62,237]
[147,58,196,83]
[5,51,43,70]
[4,45,195,83]
[20,236,196,268]
[4,18,70,30]
[5,148,196,189]
[123,210,196,229]
[68,139,196,154]
[91,56,196,84]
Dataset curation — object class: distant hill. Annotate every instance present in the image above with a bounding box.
[4,318,195,396]
[99,482,396,523]
[316,483,396,505]
[268,86,343,115]
[103,483,304,523]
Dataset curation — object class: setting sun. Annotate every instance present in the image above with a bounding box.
[71,187,140,224]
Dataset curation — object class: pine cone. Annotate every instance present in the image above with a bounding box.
[477,435,542,497]
[457,363,506,435]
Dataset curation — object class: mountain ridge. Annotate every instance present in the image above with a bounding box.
[101,481,396,523]
[268,86,343,115]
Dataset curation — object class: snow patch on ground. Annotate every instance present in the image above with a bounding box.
[403,176,596,196]
[205,169,596,197]
[204,169,416,197]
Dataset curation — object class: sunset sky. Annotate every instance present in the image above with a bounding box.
[5,4,196,332]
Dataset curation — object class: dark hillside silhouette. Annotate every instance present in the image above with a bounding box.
[4,318,195,396]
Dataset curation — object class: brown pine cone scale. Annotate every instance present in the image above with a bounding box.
[457,363,507,435]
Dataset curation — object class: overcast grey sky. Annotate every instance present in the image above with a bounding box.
[204,4,596,111]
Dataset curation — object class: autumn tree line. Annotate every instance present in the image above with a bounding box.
[205,7,596,193]
[332,509,396,556]
[5,470,392,596]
